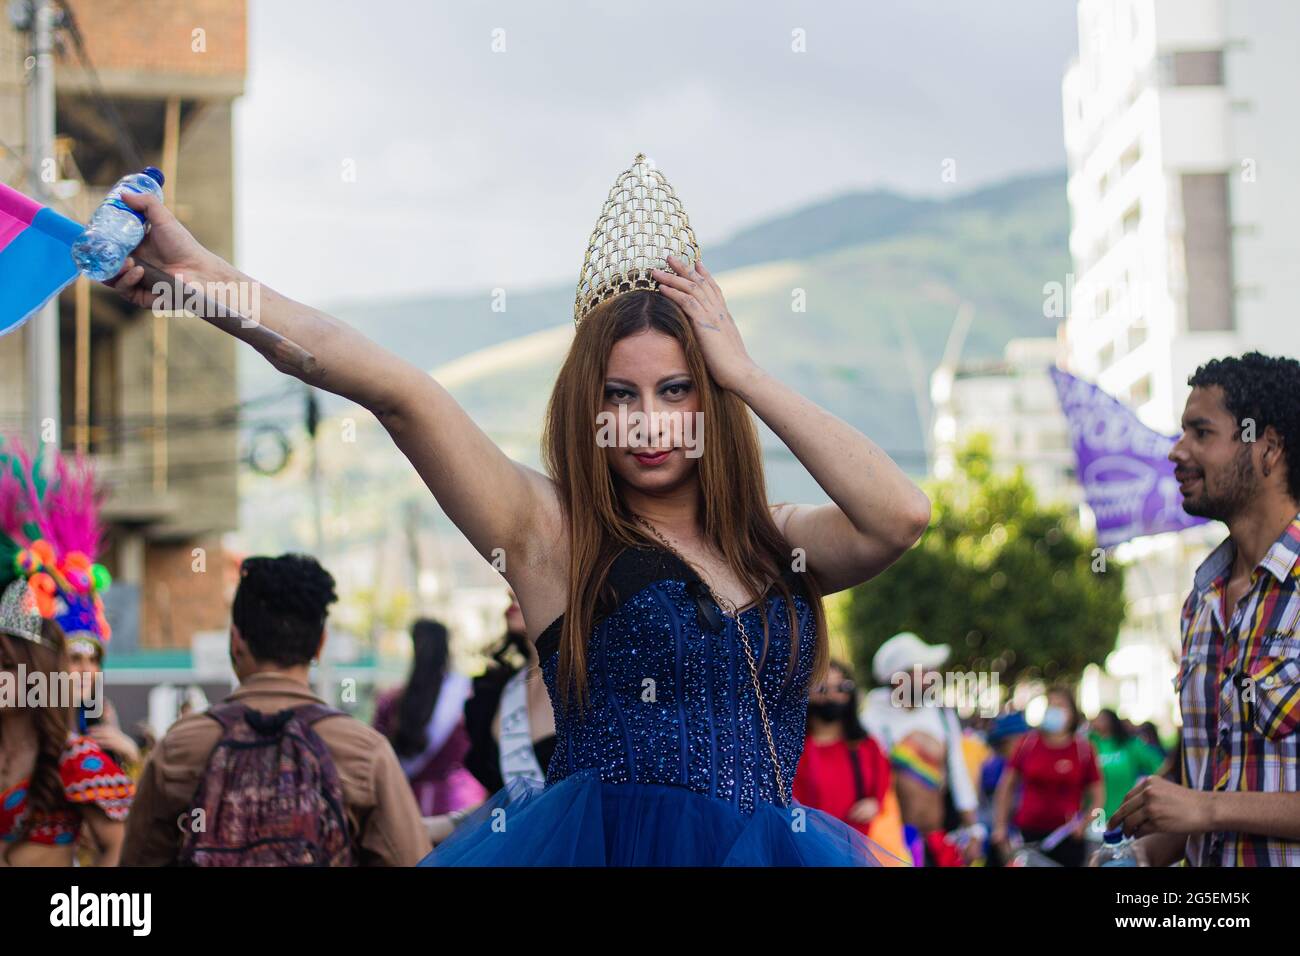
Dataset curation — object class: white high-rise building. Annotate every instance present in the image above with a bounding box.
[931,338,1079,508]
[1062,0,1299,423]
[1061,0,1300,728]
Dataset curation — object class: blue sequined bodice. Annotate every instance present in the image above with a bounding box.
[535,546,815,816]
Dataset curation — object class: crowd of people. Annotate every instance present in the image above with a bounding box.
[0,504,1289,868]
[1,151,1296,867]
[792,634,1173,867]
[0,539,1174,868]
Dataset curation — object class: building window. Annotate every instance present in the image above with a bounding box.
[1182,173,1235,332]
[59,309,120,455]
[1120,142,1141,174]
[1130,375,1151,406]
[1122,201,1141,234]
[1160,50,1224,86]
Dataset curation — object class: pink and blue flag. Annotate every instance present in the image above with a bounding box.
[0,181,83,336]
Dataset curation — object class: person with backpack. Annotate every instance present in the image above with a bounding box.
[121,554,430,866]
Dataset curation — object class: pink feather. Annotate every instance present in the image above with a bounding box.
[41,451,103,561]
[0,438,103,560]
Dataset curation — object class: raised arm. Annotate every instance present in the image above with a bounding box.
[653,256,931,593]
[108,191,562,574]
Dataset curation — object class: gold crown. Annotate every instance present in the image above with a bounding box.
[573,153,700,324]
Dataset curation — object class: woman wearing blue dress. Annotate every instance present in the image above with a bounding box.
[107,154,931,866]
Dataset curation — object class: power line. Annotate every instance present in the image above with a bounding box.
[0,383,303,439]
[31,1,271,427]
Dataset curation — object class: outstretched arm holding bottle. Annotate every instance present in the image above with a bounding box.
[107,191,567,622]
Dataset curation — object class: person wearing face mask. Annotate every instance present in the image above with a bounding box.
[793,661,909,863]
[991,687,1103,866]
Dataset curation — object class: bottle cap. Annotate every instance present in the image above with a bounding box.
[1103,827,1125,844]
[142,166,165,186]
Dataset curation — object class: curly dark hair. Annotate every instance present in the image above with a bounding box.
[1188,352,1300,502]
[231,554,338,667]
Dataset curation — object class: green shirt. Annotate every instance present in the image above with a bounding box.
[1090,733,1163,820]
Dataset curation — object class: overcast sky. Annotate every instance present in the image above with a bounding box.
[233,0,1079,306]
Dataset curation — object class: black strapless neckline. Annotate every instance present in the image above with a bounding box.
[533,545,807,663]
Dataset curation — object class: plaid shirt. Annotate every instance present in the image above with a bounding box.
[1177,513,1300,866]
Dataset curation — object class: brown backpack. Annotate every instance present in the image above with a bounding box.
[177,703,356,866]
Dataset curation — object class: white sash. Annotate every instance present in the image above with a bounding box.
[497,668,545,786]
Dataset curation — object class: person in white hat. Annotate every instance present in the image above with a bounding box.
[870,631,952,687]
[863,632,979,864]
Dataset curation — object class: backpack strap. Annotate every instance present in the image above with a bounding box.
[203,701,344,734]
[204,702,253,733]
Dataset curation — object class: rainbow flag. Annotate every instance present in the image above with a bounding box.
[0,182,83,336]
[888,739,946,791]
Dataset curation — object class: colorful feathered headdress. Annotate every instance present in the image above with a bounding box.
[0,436,112,656]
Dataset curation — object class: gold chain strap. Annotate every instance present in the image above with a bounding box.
[633,516,788,806]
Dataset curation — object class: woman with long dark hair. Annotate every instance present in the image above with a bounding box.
[108,154,929,865]
[0,440,133,866]
[373,618,485,816]
[0,587,133,866]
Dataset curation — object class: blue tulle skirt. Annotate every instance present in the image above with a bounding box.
[419,770,901,866]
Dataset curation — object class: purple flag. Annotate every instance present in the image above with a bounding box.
[1049,367,1208,547]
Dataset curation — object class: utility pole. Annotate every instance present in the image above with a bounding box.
[24,0,60,446]
[305,384,323,553]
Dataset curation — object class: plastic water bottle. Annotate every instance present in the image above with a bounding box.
[70,167,166,281]
[1095,827,1142,866]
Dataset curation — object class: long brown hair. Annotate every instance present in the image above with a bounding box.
[542,290,828,708]
[0,619,72,849]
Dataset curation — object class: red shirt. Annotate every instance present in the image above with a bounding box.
[793,735,890,837]
[1010,731,1099,832]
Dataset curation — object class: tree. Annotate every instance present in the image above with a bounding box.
[844,434,1126,693]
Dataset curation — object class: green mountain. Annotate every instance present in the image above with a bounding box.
[238,169,1069,551]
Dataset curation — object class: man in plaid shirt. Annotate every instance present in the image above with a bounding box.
[1112,353,1300,866]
